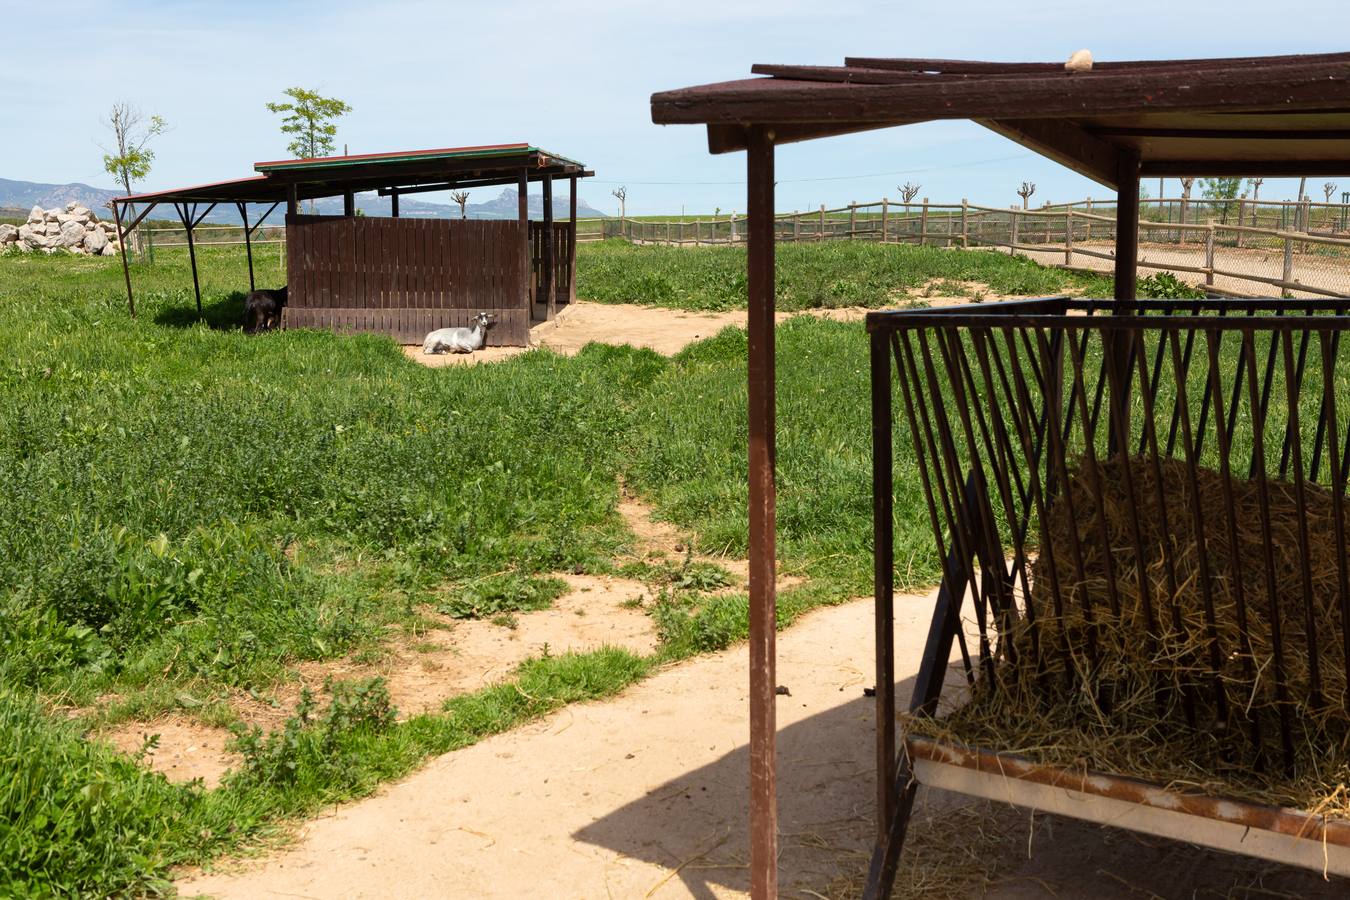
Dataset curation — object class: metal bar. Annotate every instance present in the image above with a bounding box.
[1320,331,1350,715]
[176,202,203,315]
[869,328,896,852]
[1280,329,1323,709]
[113,202,135,317]
[1241,328,1296,773]
[745,124,777,900]
[237,203,255,292]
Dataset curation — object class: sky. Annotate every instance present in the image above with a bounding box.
[5,0,1350,216]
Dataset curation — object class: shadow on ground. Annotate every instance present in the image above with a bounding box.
[574,669,1350,899]
[152,293,247,331]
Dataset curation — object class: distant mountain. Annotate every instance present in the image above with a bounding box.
[0,178,121,214]
[0,178,607,226]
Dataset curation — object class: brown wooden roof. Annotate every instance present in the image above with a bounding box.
[116,144,592,207]
[651,52,1350,188]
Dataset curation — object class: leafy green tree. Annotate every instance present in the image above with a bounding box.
[101,102,167,257]
[266,87,352,160]
[266,88,351,212]
[1201,177,1244,224]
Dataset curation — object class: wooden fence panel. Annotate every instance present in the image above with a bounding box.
[284,216,528,344]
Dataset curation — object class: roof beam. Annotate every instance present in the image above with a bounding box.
[707,121,914,154]
[977,118,1121,188]
[375,168,595,196]
[1142,160,1350,177]
[1091,127,1350,140]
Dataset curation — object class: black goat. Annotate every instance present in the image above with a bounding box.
[243,286,288,334]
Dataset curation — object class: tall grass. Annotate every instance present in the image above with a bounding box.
[575,239,1115,310]
[0,239,1120,893]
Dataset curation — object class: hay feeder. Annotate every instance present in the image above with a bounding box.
[867,297,1350,889]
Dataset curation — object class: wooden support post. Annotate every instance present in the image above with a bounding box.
[343,191,355,217]
[519,169,530,310]
[961,199,969,248]
[819,204,825,242]
[849,201,857,239]
[880,198,888,243]
[1114,157,1141,303]
[542,174,555,319]
[238,202,255,292]
[919,199,929,246]
[114,201,135,317]
[746,124,778,900]
[176,202,203,316]
[1065,210,1074,265]
[286,185,298,218]
[1205,220,1216,287]
[568,175,578,305]
[1282,235,1295,298]
[391,189,400,218]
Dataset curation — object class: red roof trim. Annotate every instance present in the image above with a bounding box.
[115,175,272,203]
[252,142,533,169]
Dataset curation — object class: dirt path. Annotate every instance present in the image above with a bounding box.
[405,301,878,367]
[178,592,1345,899]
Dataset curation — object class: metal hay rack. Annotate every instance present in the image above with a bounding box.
[867,296,1350,886]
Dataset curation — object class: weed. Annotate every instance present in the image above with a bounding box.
[436,574,569,620]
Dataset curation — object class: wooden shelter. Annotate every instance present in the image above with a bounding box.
[651,51,1350,899]
[111,143,593,345]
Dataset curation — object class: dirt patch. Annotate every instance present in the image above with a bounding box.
[105,717,236,789]
[404,301,876,367]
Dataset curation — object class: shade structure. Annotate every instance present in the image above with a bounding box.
[650,50,1350,900]
[110,143,593,343]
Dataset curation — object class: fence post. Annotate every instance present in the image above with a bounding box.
[1085,197,1092,243]
[1236,199,1246,248]
[920,198,929,247]
[818,204,825,242]
[793,212,801,243]
[880,198,888,243]
[1205,220,1216,287]
[1282,234,1295,298]
[731,212,739,243]
[1065,210,1073,265]
[849,202,857,240]
[961,199,969,248]
[1010,208,1020,255]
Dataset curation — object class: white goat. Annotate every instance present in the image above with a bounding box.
[422,312,494,354]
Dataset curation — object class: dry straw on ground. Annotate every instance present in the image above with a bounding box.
[908,455,1350,817]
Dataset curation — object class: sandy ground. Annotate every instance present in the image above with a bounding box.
[1017,241,1345,297]
[401,299,951,368]
[102,491,788,790]
[178,594,1350,899]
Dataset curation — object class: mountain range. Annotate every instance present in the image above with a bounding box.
[1,178,607,225]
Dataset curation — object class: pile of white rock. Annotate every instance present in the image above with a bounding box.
[1,203,122,255]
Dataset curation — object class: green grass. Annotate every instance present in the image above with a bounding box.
[575,239,1114,311]
[0,238,1134,895]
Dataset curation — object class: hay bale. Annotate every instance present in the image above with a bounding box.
[908,454,1350,816]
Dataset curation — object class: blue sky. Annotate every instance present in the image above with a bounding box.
[5,0,1349,214]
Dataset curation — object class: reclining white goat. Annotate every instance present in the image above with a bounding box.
[422,312,495,354]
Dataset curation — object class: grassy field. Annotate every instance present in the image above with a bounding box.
[575,238,1116,310]
[0,239,975,895]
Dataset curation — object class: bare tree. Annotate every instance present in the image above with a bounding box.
[1179,177,1196,225]
[899,182,921,206]
[612,186,628,220]
[1325,181,1339,204]
[101,102,167,257]
[1017,181,1036,209]
[1245,177,1264,226]
[1298,176,1308,202]
[450,190,470,219]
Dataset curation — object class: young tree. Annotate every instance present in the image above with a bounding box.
[450,190,470,219]
[266,88,351,210]
[1017,181,1036,209]
[612,186,627,220]
[101,102,167,257]
[1325,181,1338,203]
[266,87,352,159]
[1246,178,1264,226]
[1200,177,1244,224]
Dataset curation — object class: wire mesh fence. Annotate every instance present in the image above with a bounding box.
[601,197,1350,298]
